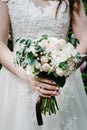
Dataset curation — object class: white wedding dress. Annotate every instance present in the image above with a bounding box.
[0,0,87,130]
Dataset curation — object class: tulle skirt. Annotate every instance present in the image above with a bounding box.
[0,67,87,130]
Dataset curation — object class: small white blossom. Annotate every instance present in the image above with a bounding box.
[35,61,41,69]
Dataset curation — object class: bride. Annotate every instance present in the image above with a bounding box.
[0,0,87,130]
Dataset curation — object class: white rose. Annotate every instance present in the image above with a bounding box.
[41,63,50,72]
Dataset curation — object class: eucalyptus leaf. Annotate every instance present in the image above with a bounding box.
[35,45,41,50]
[59,61,69,70]
[25,39,32,47]
[20,39,26,43]
[16,51,23,59]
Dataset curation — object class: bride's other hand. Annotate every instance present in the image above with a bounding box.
[25,76,61,98]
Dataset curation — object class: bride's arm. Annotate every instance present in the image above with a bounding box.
[0,1,60,97]
[72,0,87,54]
[0,1,28,82]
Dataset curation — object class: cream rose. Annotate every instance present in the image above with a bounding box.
[41,63,50,72]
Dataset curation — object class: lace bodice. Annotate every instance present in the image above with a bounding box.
[4,0,70,46]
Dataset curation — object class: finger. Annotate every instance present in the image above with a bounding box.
[38,82,59,91]
[34,80,60,91]
[39,88,59,96]
[36,78,56,85]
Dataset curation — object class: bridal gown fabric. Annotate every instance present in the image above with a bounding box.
[0,0,87,130]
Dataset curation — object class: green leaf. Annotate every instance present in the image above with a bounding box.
[25,39,32,47]
[27,52,34,59]
[16,37,21,42]
[37,34,48,42]
[42,34,48,40]
[20,39,25,43]
[35,45,41,50]
[16,51,23,59]
[59,61,69,70]
[75,53,82,59]
[27,52,35,65]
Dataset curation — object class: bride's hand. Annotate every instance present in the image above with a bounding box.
[26,76,61,98]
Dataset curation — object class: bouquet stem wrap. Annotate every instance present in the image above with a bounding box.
[36,96,43,125]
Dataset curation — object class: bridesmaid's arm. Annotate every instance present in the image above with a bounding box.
[72,0,87,54]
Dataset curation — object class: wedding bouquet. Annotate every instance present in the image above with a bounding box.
[15,34,85,125]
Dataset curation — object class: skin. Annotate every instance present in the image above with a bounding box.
[72,1,87,54]
[0,0,87,98]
